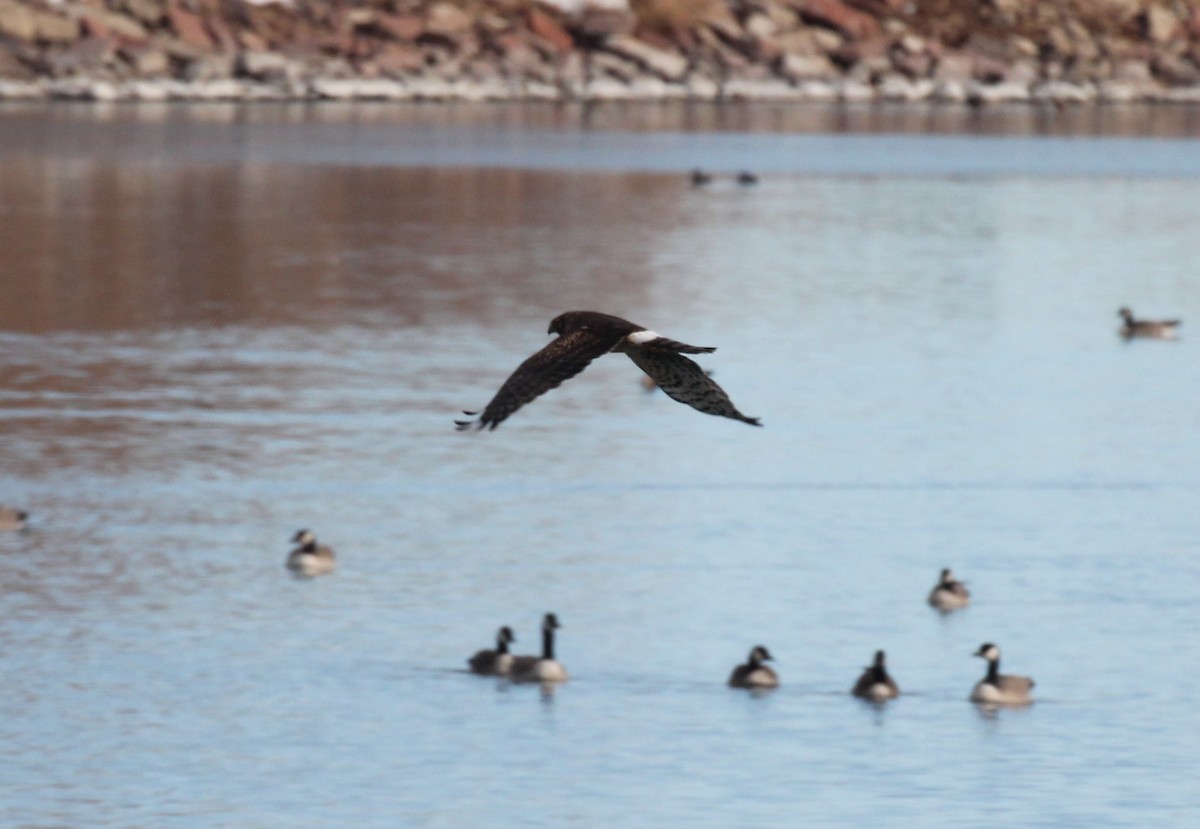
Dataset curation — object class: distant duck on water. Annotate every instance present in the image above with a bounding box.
[736,171,759,185]
[1118,307,1181,340]
[468,626,516,676]
[509,613,568,684]
[690,168,712,186]
[728,645,779,689]
[851,650,900,701]
[969,643,1035,706]
[286,529,336,577]
[928,567,970,612]
[0,507,29,531]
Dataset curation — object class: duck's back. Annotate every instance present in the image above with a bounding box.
[729,664,778,688]
[971,674,1034,704]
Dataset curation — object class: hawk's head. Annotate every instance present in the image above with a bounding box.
[548,312,583,336]
[548,311,633,337]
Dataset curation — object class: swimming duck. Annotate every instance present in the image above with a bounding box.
[468,626,516,676]
[1118,307,1181,340]
[728,645,779,689]
[970,642,1035,705]
[851,649,900,701]
[509,613,568,684]
[286,529,336,577]
[928,567,970,611]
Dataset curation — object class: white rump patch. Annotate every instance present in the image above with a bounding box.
[533,660,569,683]
[970,682,1003,703]
[862,683,892,700]
[627,329,660,345]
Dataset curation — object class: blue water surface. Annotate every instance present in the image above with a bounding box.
[1,103,1198,828]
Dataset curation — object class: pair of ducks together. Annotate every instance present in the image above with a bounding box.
[690,169,758,186]
[468,613,569,683]
[728,643,1034,706]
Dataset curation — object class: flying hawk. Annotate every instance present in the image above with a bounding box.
[455,311,761,431]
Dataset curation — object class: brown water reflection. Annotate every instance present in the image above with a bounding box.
[0,160,673,332]
[5,101,1199,333]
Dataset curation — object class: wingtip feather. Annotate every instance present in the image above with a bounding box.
[454,411,481,431]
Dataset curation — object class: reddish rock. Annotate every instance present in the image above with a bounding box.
[635,29,677,53]
[238,29,269,52]
[0,44,36,79]
[932,51,969,82]
[36,11,80,44]
[341,8,376,31]
[1112,58,1153,82]
[490,30,525,55]
[754,37,783,65]
[602,34,688,81]
[160,37,205,62]
[527,7,573,53]
[569,6,634,44]
[181,51,235,80]
[778,51,836,80]
[776,28,824,57]
[330,27,380,62]
[121,43,170,76]
[241,4,299,48]
[846,0,906,14]
[794,0,879,41]
[376,13,423,42]
[492,33,544,74]
[830,33,888,66]
[374,42,425,75]
[120,0,164,27]
[696,25,753,69]
[0,0,38,42]
[702,7,746,43]
[45,37,118,77]
[962,32,1010,62]
[891,44,934,78]
[1140,5,1179,45]
[77,9,149,43]
[1152,52,1200,85]
[1187,9,1200,41]
[425,2,473,40]
[204,11,237,52]
[168,3,212,49]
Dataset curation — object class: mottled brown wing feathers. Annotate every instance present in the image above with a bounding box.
[625,350,761,426]
[457,328,621,430]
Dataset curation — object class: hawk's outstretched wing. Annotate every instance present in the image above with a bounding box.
[625,349,761,426]
[456,328,622,431]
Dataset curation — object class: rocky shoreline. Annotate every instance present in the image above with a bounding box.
[2,0,1200,104]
